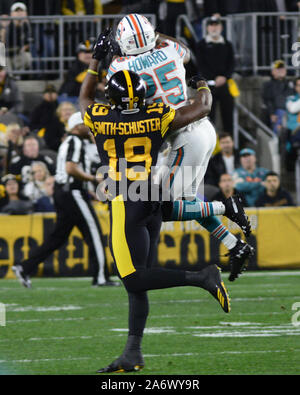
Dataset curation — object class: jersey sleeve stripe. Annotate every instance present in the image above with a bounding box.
[109,63,118,72]
[161,107,176,138]
[83,111,95,133]
[108,64,118,77]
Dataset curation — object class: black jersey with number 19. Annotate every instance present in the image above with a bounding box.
[84,102,175,200]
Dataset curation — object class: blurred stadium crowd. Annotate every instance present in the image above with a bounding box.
[0,0,299,215]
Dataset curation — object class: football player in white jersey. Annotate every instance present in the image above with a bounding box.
[107,14,254,279]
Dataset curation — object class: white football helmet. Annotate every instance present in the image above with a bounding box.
[115,14,157,56]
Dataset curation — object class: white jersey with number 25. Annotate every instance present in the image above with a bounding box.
[107,39,188,110]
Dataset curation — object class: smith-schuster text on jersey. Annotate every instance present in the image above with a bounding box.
[84,102,175,199]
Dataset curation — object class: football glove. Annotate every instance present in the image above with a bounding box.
[92,28,112,60]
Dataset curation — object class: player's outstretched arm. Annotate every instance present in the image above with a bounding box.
[168,78,212,133]
[156,31,190,63]
[79,28,112,117]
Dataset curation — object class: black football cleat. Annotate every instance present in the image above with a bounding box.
[224,195,251,237]
[97,352,144,373]
[187,264,231,313]
[227,239,255,282]
[12,264,32,288]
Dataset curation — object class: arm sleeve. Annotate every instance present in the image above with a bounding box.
[161,105,176,139]
[107,60,119,80]
[172,41,187,60]
[84,104,96,134]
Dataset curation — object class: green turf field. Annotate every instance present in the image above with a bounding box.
[0,271,300,375]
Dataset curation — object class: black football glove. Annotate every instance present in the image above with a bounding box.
[188,75,207,89]
[92,28,112,60]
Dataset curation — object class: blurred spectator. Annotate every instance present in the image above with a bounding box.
[196,17,235,134]
[274,0,300,11]
[4,2,32,71]
[23,161,50,202]
[30,84,58,132]
[0,173,33,214]
[212,173,248,207]
[205,132,240,186]
[26,0,61,15]
[2,123,26,172]
[284,77,300,170]
[163,0,187,38]
[8,135,55,183]
[0,66,23,114]
[81,0,103,15]
[58,40,93,103]
[203,0,242,16]
[61,0,103,15]
[121,0,157,14]
[233,148,270,207]
[261,60,293,135]
[34,175,55,212]
[43,101,76,151]
[255,171,294,207]
[239,0,278,12]
[26,1,61,76]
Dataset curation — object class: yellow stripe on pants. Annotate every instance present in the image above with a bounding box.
[111,195,136,278]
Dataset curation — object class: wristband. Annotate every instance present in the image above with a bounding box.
[87,69,99,76]
[197,86,210,92]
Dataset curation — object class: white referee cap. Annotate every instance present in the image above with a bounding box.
[67,111,83,131]
[11,2,27,12]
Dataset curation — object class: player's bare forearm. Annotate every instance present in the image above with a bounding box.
[170,81,212,132]
[66,162,96,183]
[156,32,190,63]
[79,59,99,117]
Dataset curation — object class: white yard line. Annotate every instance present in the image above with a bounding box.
[1,348,299,365]
[1,323,300,343]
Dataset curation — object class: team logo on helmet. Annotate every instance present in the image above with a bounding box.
[115,14,157,56]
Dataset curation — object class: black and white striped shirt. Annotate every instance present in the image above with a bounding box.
[55,135,91,191]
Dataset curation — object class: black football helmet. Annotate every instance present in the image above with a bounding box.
[105,70,146,110]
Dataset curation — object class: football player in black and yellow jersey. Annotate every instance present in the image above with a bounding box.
[79,30,250,373]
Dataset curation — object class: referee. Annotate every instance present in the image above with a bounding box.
[13,112,118,288]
